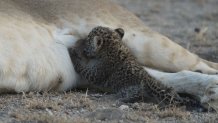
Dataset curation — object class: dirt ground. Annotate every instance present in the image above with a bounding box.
[1,0,218,123]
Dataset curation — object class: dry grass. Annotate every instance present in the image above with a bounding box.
[157,107,191,120]
[0,92,95,122]
[21,91,95,111]
[0,91,217,123]
[24,97,61,111]
[10,112,89,123]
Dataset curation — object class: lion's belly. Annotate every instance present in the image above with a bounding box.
[0,16,78,93]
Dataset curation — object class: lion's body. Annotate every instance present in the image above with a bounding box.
[0,0,218,93]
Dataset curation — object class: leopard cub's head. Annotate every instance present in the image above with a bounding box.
[82,26,125,57]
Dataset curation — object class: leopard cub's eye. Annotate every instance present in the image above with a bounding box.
[83,48,89,55]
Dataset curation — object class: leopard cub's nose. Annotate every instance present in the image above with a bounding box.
[83,48,89,55]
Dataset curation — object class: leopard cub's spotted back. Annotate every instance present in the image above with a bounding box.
[70,26,194,106]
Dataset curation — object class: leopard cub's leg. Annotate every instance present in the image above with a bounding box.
[116,85,145,103]
[68,48,83,73]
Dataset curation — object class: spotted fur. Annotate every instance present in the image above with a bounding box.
[69,26,199,106]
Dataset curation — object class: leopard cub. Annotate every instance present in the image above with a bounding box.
[69,26,198,107]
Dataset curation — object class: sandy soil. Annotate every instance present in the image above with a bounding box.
[0,0,218,123]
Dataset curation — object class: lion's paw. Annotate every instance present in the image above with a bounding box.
[201,81,218,111]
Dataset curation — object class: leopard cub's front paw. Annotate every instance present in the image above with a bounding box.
[69,49,82,60]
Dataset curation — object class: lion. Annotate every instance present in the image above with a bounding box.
[0,0,218,109]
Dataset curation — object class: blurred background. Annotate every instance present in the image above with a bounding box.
[112,0,218,62]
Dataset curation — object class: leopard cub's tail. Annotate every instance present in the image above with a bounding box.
[143,71,203,109]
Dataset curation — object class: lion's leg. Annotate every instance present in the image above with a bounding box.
[123,31,218,74]
[64,24,218,75]
[144,67,218,110]
[201,59,218,71]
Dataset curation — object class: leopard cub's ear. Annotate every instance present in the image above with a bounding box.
[93,36,104,50]
[115,28,124,39]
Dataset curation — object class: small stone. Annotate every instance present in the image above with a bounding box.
[87,109,123,120]
[112,104,116,107]
[119,105,129,111]
[132,103,139,109]
[194,27,200,33]
[119,120,124,123]
[80,108,86,113]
